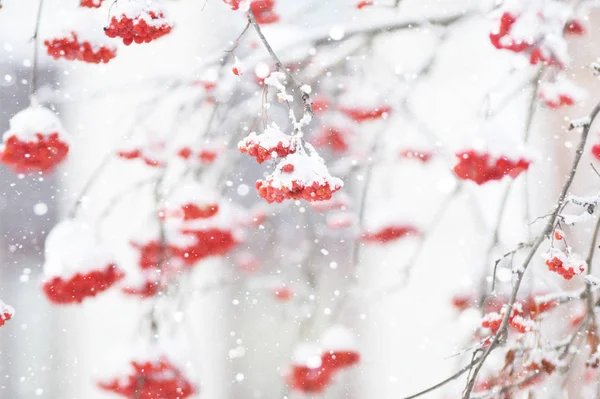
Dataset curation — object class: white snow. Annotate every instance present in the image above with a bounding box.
[44,219,115,278]
[3,106,69,143]
[261,149,343,191]
[320,325,358,352]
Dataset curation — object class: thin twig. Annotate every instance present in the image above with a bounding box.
[30,0,44,102]
[69,154,114,218]
[403,356,481,399]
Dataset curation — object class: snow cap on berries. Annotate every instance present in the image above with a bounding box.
[1,106,70,173]
[539,76,586,109]
[255,149,343,203]
[44,220,115,279]
[43,8,117,64]
[320,325,358,352]
[238,123,295,163]
[105,0,172,45]
[292,343,323,368]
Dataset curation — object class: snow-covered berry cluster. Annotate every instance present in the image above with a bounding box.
[250,0,280,24]
[255,151,343,203]
[481,303,535,335]
[104,1,172,45]
[453,150,531,185]
[287,326,360,393]
[80,0,103,7]
[117,141,165,167]
[98,356,196,399]
[43,10,117,64]
[42,220,124,304]
[543,247,586,280]
[177,144,220,165]
[538,76,586,109]
[489,0,573,67]
[361,225,420,244]
[0,106,70,173]
[238,123,295,164]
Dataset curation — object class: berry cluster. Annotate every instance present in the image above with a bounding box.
[250,0,280,24]
[1,132,69,173]
[312,126,349,153]
[238,124,295,163]
[117,143,165,167]
[288,327,360,394]
[80,0,102,7]
[256,152,343,203]
[361,225,420,244]
[177,228,238,266]
[481,303,534,335]
[44,32,117,64]
[105,8,172,45]
[223,0,242,10]
[538,78,585,109]
[98,357,196,399]
[339,105,391,123]
[177,146,220,165]
[43,264,124,304]
[453,150,531,185]
[489,1,571,68]
[1,106,70,173]
[544,247,585,280]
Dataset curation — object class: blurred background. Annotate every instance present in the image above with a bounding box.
[0,0,599,398]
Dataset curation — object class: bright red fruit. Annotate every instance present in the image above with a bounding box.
[361,225,419,244]
[44,32,116,63]
[43,264,124,304]
[98,357,196,399]
[1,107,70,174]
[105,6,172,45]
[453,150,530,185]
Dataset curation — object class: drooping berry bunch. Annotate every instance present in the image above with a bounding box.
[177,144,221,165]
[1,106,70,173]
[481,303,535,336]
[361,225,420,244]
[339,105,392,123]
[250,0,280,24]
[312,126,350,153]
[453,150,531,185]
[538,76,586,109]
[98,356,196,399]
[104,2,172,45]
[238,123,296,164]
[117,141,165,167]
[44,32,116,63]
[80,0,102,7]
[489,0,573,67]
[42,220,124,304]
[255,152,343,203]
[543,247,586,280]
[287,326,360,394]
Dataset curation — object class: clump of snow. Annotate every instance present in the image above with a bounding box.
[292,343,323,368]
[539,76,586,105]
[43,8,116,48]
[4,106,68,142]
[110,0,171,28]
[238,123,294,155]
[320,325,358,352]
[44,219,115,278]
[165,181,220,211]
[265,149,343,190]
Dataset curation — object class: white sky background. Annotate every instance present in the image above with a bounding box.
[0,0,599,398]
